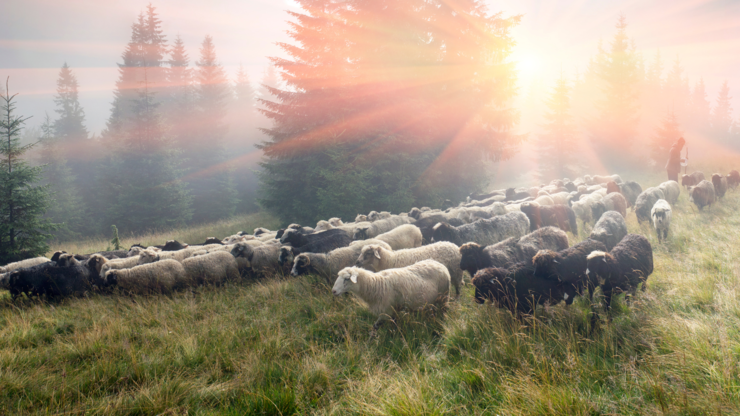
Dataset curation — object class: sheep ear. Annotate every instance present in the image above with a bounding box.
[374,248,381,259]
[553,259,559,264]
[602,258,607,263]
[350,273,358,284]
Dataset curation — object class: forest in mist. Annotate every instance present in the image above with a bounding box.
[5,1,739,239]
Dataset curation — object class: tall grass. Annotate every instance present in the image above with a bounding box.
[1,173,739,414]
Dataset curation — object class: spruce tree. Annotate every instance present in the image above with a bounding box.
[164,35,195,151]
[232,64,260,213]
[53,63,88,146]
[690,78,711,135]
[38,114,83,241]
[664,56,690,122]
[590,15,641,168]
[711,80,735,144]
[100,73,192,233]
[190,35,237,223]
[259,0,521,224]
[650,111,683,168]
[538,75,579,180]
[0,81,57,263]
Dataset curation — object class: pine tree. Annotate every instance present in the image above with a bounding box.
[52,63,88,146]
[664,56,690,122]
[164,35,195,150]
[711,80,735,144]
[650,111,683,168]
[189,35,237,223]
[538,75,579,180]
[100,73,192,233]
[590,15,642,168]
[0,81,57,263]
[690,77,711,135]
[259,0,521,224]
[37,114,83,241]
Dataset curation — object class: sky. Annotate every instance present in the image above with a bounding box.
[1,0,739,136]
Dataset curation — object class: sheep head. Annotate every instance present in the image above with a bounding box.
[253,227,270,236]
[230,242,254,267]
[356,244,384,271]
[291,254,311,277]
[328,217,344,226]
[105,269,119,287]
[278,246,295,266]
[408,208,422,220]
[50,251,67,263]
[57,253,80,267]
[85,254,107,274]
[532,250,561,280]
[431,222,455,244]
[471,267,515,306]
[459,243,484,274]
[353,227,369,241]
[138,249,160,265]
[585,250,613,283]
[333,267,361,296]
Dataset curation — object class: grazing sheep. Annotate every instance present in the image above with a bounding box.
[635,187,665,224]
[727,170,740,189]
[137,247,200,265]
[533,195,555,206]
[314,220,334,232]
[711,174,728,199]
[619,181,643,207]
[0,256,50,274]
[353,216,415,240]
[459,227,569,276]
[332,260,451,330]
[328,217,344,226]
[651,199,672,242]
[532,239,608,302]
[456,206,494,223]
[105,259,188,294]
[471,263,567,313]
[520,203,578,235]
[230,242,283,276]
[161,240,188,251]
[689,180,716,210]
[681,172,705,189]
[590,174,622,185]
[601,192,628,218]
[571,198,597,225]
[658,180,681,206]
[589,211,628,251]
[181,251,239,286]
[290,239,392,284]
[367,211,392,222]
[7,255,93,299]
[585,234,653,309]
[431,211,530,247]
[356,242,463,296]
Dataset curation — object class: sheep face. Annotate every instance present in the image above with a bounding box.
[138,250,160,265]
[50,251,67,262]
[332,268,360,296]
[99,263,112,281]
[356,245,383,271]
[127,246,144,257]
[471,268,514,305]
[532,250,559,279]
[280,229,299,245]
[57,254,80,267]
[105,270,119,287]
[291,254,311,277]
[355,214,368,222]
[230,243,254,267]
[328,217,344,226]
[585,251,611,283]
[278,247,295,266]
[353,227,369,241]
[459,243,484,275]
[85,254,107,274]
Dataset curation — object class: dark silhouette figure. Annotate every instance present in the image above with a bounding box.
[665,137,685,182]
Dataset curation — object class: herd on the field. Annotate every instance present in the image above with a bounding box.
[1,169,738,332]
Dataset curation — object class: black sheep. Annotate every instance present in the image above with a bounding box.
[459,227,569,276]
[727,170,740,189]
[8,255,94,299]
[711,173,728,199]
[585,233,653,309]
[618,181,643,207]
[689,180,716,210]
[201,237,224,245]
[162,240,188,251]
[413,215,464,245]
[532,238,607,302]
[280,228,350,248]
[520,203,578,235]
[472,263,568,314]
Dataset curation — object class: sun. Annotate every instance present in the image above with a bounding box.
[516,54,542,79]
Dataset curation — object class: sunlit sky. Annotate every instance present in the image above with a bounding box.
[1,0,738,135]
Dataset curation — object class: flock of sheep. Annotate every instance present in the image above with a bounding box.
[1,168,737,333]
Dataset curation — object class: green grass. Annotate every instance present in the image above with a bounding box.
[2,173,740,414]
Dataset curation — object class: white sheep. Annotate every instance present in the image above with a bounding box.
[356,242,463,296]
[328,217,344,226]
[137,247,201,265]
[290,239,393,284]
[651,199,672,242]
[658,180,681,206]
[181,251,239,285]
[332,260,451,330]
[367,211,392,222]
[87,254,141,281]
[353,216,414,240]
[314,220,334,232]
[373,223,423,250]
[105,259,188,294]
[0,256,50,274]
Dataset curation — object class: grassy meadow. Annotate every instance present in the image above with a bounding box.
[1,169,740,414]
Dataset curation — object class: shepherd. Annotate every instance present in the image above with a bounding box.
[665,137,685,182]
